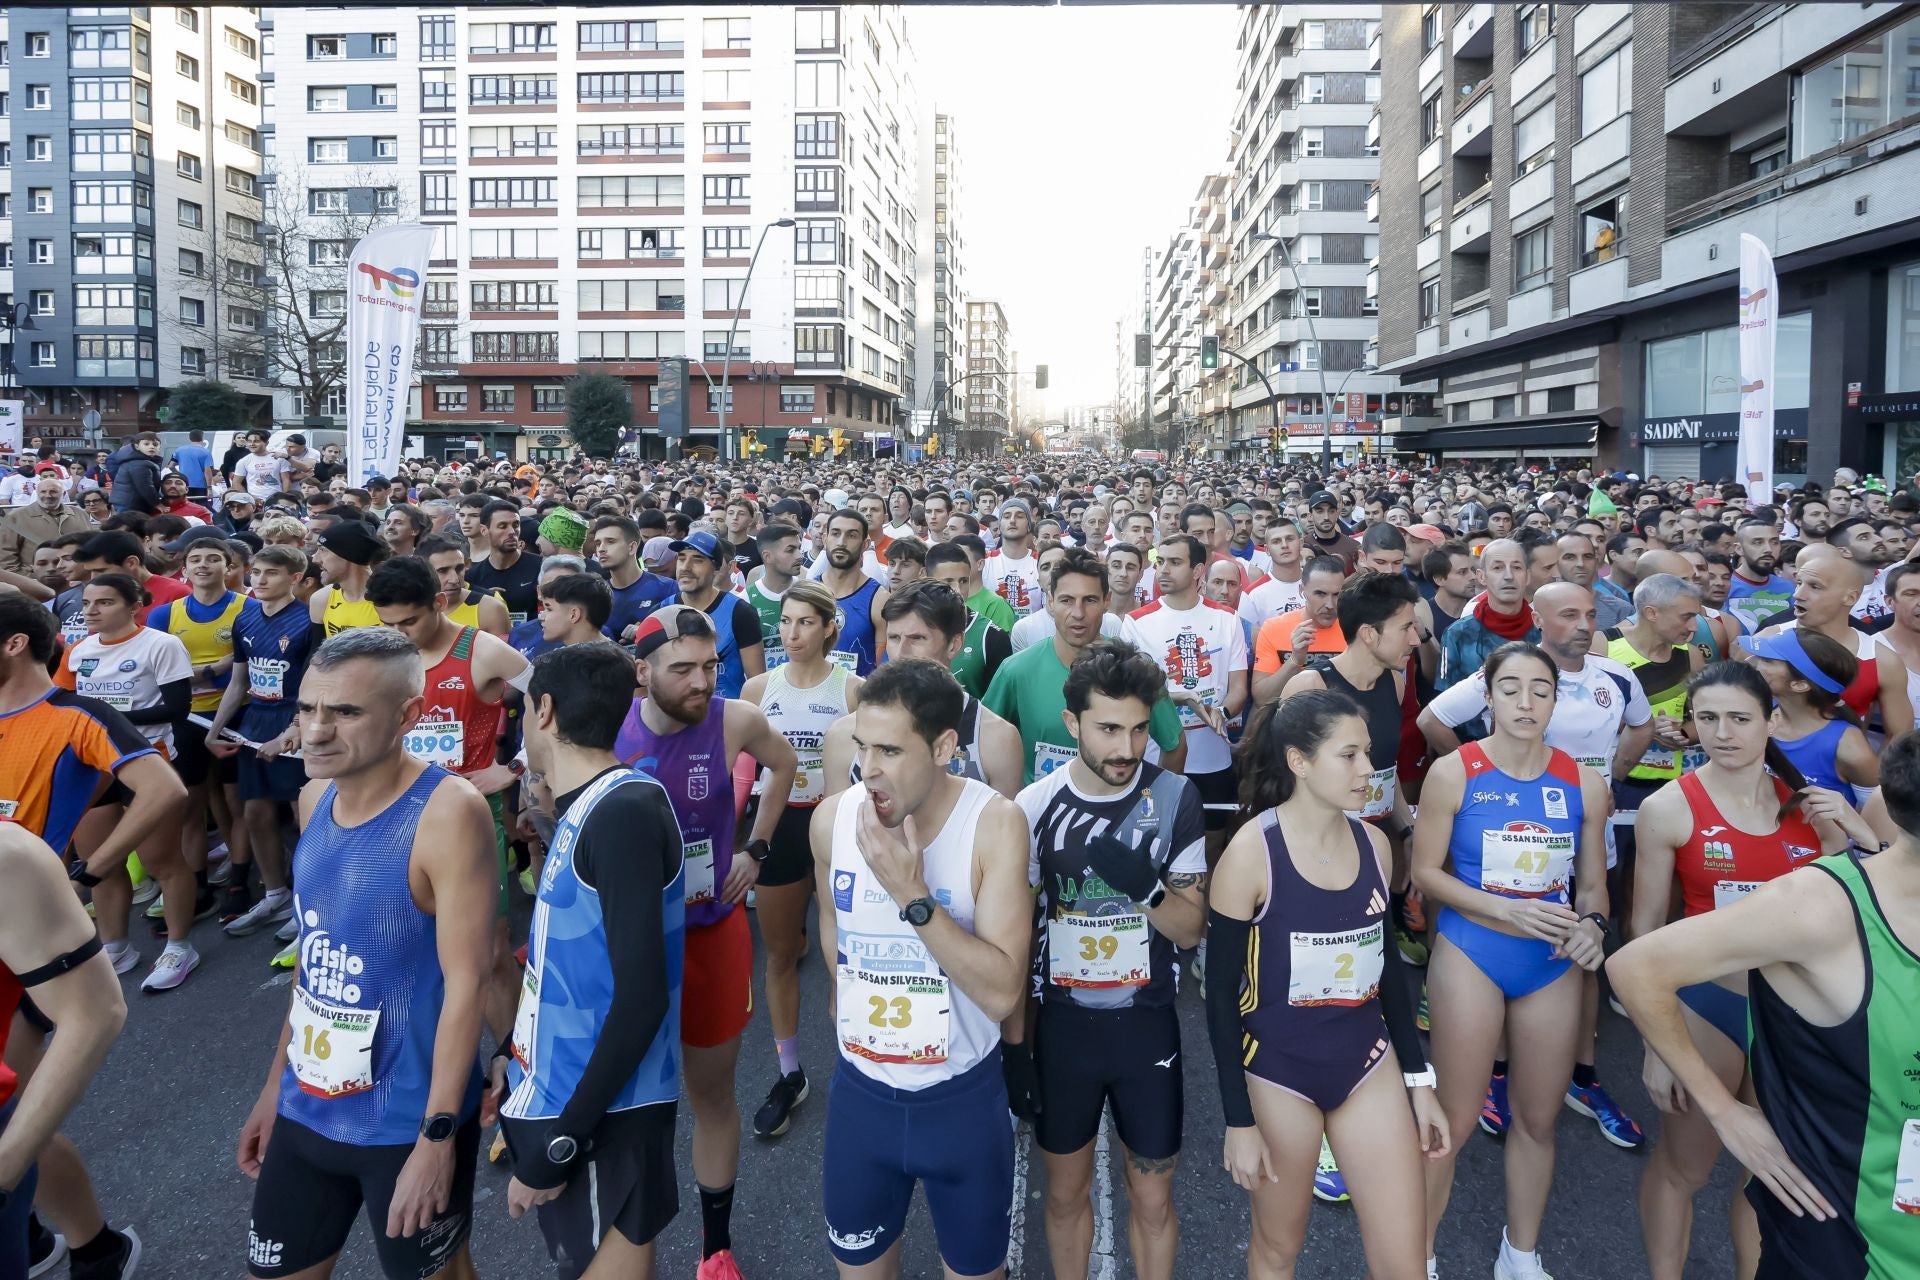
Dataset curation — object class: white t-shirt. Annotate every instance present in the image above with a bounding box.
[1426,655,1651,779]
[1009,611,1123,652]
[66,628,193,753]
[982,548,1044,619]
[0,474,35,507]
[1122,598,1249,774]
[234,452,290,500]
[1244,573,1305,623]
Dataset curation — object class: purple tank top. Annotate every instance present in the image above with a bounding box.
[616,696,736,929]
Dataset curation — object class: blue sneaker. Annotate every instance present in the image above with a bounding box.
[1565,1078,1644,1148]
[1311,1136,1349,1203]
[1478,1073,1510,1138]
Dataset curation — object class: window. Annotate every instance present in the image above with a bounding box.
[372,137,398,161]
[1515,103,1555,176]
[1517,4,1554,56]
[796,114,839,158]
[471,75,556,106]
[1301,181,1324,211]
[422,120,455,162]
[1302,74,1326,105]
[1421,5,1441,54]
[795,61,841,109]
[421,15,454,60]
[25,33,48,58]
[579,279,686,312]
[226,122,259,151]
[795,219,840,265]
[421,69,454,111]
[469,178,555,210]
[310,137,348,163]
[434,386,468,413]
[176,101,200,128]
[421,173,455,215]
[578,123,682,157]
[179,297,204,325]
[420,329,457,366]
[781,388,816,414]
[471,332,559,362]
[471,281,556,312]
[1513,224,1552,292]
[795,325,841,365]
[578,331,685,361]
[374,33,397,56]
[76,337,154,378]
[177,199,202,228]
[578,20,683,53]
[70,79,132,120]
[179,347,205,374]
[225,74,256,104]
[469,23,555,55]
[375,187,399,214]
[796,9,840,52]
[1647,313,1811,415]
[481,386,515,413]
[177,10,198,32]
[1419,278,1440,326]
[469,125,555,158]
[72,232,148,274]
[1301,127,1325,159]
[225,213,257,241]
[533,386,566,413]
[308,86,346,112]
[372,84,398,108]
[1794,12,1920,159]
[795,166,840,211]
[179,248,204,276]
[226,305,261,331]
[703,279,747,312]
[310,189,348,214]
[576,175,683,208]
[23,290,50,319]
[310,35,344,59]
[176,53,198,81]
[1579,43,1632,137]
[706,387,735,413]
[1579,192,1626,267]
[309,290,346,318]
[705,123,749,155]
[706,17,750,50]
[30,343,55,368]
[469,227,558,260]
[27,137,50,162]
[1420,92,1441,144]
[1886,261,1920,392]
[1548,385,1576,412]
[703,175,749,208]
[577,72,680,105]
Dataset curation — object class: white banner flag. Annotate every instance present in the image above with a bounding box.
[345,224,439,486]
[1737,233,1777,502]
[0,401,23,455]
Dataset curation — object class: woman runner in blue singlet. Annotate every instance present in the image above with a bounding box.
[1739,627,1878,805]
[1412,642,1611,1280]
[1207,691,1447,1280]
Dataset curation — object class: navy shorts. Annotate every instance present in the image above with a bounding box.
[823,1055,1012,1276]
[237,749,306,804]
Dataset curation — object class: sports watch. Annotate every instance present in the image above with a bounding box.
[899,896,938,927]
[420,1112,459,1143]
[1402,1066,1439,1091]
[545,1133,579,1165]
[745,838,772,863]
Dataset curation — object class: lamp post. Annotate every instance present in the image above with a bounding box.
[1251,230,1335,476]
[717,217,795,462]
[1,303,37,394]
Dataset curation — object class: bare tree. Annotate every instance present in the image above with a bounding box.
[166,162,417,421]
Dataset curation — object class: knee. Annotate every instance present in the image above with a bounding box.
[1248,1215,1302,1270]
[1648,1139,1716,1196]
[764,934,804,972]
[1507,1102,1561,1147]
[1129,1184,1175,1235]
[1043,1175,1088,1218]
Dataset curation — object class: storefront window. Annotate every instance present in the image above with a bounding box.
[1885,260,1920,392]
[1645,311,1810,416]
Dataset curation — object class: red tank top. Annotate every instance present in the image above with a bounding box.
[1836,630,1879,721]
[419,627,505,776]
[0,963,20,1107]
[1672,771,1823,919]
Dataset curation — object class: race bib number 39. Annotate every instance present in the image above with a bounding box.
[1480,829,1575,898]
[1047,911,1150,988]
[1288,923,1384,1007]
[837,965,949,1065]
[287,984,379,1098]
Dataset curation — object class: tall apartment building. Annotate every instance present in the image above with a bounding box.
[1375,3,1920,481]
[1150,178,1234,460]
[265,6,922,462]
[912,109,962,451]
[0,5,270,441]
[962,297,1007,452]
[1225,5,1391,466]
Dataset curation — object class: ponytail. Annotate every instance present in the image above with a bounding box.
[1234,690,1361,823]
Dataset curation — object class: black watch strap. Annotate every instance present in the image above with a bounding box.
[746,838,772,863]
[68,862,104,889]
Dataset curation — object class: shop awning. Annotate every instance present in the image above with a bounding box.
[1396,417,1600,452]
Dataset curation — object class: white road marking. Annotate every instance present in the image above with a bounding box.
[259,973,292,991]
[1007,1124,1030,1278]
[1092,1119,1116,1280]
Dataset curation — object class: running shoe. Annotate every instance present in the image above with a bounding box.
[106,945,140,977]
[193,889,221,921]
[206,857,233,887]
[141,946,199,993]
[1565,1078,1644,1149]
[518,867,538,898]
[488,1127,507,1164]
[696,1249,745,1280]
[128,876,158,908]
[1479,1073,1511,1138]
[270,940,298,969]
[275,916,300,944]
[27,1215,66,1279]
[752,1068,809,1139]
[1493,1249,1554,1280]
[143,892,166,920]
[67,1226,140,1280]
[1396,926,1429,966]
[225,892,293,939]
[1311,1136,1349,1203]
[219,883,252,923]
[1191,937,1207,984]
[1415,983,1430,1033]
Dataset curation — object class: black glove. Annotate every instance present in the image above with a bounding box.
[1083,833,1159,905]
[1000,1039,1042,1124]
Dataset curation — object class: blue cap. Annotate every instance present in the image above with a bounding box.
[668,530,721,562]
[1736,630,1847,695]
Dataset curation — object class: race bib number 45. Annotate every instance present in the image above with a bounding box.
[287,984,379,1098]
[837,966,949,1065]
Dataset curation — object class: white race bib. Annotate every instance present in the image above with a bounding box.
[404,720,464,767]
[1480,829,1574,898]
[0,800,18,820]
[1034,741,1077,777]
[287,984,379,1099]
[248,658,286,701]
[1047,911,1150,989]
[827,650,860,673]
[683,838,715,905]
[509,965,539,1069]
[837,965,948,1065]
[93,694,134,711]
[1896,1119,1920,1215]
[1349,766,1397,820]
[1712,880,1763,912]
[1288,923,1384,1007]
[1175,687,1216,730]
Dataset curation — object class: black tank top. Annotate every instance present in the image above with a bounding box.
[1317,660,1402,773]
[850,694,986,785]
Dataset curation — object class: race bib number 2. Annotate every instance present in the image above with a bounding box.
[1288,923,1384,1006]
[287,984,379,1098]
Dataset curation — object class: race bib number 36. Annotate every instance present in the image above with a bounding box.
[837,966,949,1065]
[1047,911,1150,988]
[1288,923,1384,1007]
[1480,829,1575,898]
[287,984,379,1098]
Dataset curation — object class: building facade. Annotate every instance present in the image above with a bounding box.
[963,296,1007,452]
[912,109,962,454]
[264,5,923,460]
[1226,5,1392,466]
[0,5,270,443]
[1376,2,1920,483]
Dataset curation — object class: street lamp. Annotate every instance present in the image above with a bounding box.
[1251,230,1335,476]
[1,303,37,393]
[716,217,796,462]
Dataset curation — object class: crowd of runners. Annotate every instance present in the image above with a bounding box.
[0,429,1914,1280]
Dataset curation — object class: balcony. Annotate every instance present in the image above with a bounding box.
[1419,44,1443,93]
[1449,196,1492,253]
[1452,3,1494,59]
[1451,304,1491,346]
[1368,23,1381,71]
[1451,85,1493,157]
[1509,159,1554,218]
[1366,262,1379,301]
[1569,256,1627,315]
[1513,35,1555,104]
[1366,111,1381,152]
[1418,136,1442,180]
[1365,183,1379,223]
[1416,231,1441,271]
[1570,113,1631,188]
[1573,2,1630,53]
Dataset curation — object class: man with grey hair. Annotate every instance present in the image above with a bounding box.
[237,625,499,1280]
[0,472,89,575]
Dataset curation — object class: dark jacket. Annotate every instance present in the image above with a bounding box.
[105,444,163,514]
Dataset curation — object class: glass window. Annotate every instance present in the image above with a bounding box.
[1579,191,1626,267]
[1886,260,1920,391]
[1645,313,1812,416]
[1579,43,1632,137]
[1793,12,1920,159]
[1420,186,1443,236]
[1513,225,1552,292]
[1517,4,1555,56]
[1515,103,1555,175]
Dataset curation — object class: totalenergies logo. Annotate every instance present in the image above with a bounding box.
[356,262,418,298]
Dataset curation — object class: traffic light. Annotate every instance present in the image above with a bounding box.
[830,427,848,456]
[925,432,939,454]
[1134,334,1150,367]
[1201,336,1219,370]
[810,434,827,457]
[1034,365,1049,390]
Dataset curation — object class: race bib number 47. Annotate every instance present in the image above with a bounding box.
[1480,828,1574,898]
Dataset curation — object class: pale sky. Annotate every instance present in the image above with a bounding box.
[909,4,1240,420]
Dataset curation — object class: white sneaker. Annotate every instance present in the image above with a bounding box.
[106,945,140,976]
[207,858,233,886]
[128,877,159,907]
[275,916,300,944]
[1494,1248,1554,1280]
[224,892,293,938]
[140,946,200,993]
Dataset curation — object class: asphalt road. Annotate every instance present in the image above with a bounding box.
[65,907,1738,1279]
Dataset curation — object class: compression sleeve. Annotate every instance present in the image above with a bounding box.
[517,783,678,1188]
[1204,908,1256,1128]
[1377,916,1428,1074]
[124,678,190,726]
[981,622,1013,687]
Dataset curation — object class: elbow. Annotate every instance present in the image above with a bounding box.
[1409,859,1442,899]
